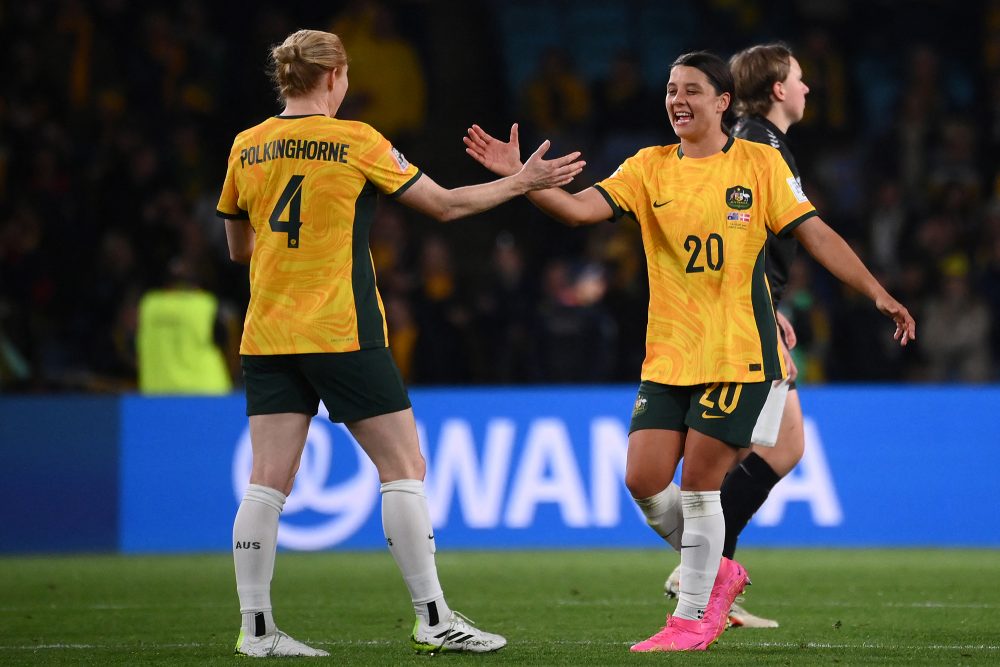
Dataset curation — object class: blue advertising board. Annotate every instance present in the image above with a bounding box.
[112,385,1000,552]
[3,387,996,553]
[1,396,119,552]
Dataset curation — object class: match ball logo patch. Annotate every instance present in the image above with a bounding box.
[726,185,753,210]
[391,147,409,172]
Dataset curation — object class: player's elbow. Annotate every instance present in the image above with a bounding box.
[434,205,462,223]
[555,210,600,227]
[561,215,592,228]
[229,248,252,264]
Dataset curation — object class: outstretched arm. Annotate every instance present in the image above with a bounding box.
[465,123,613,226]
[398,139,584,222]
[793,216,916,345]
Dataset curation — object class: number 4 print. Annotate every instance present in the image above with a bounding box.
[269,175,304,248]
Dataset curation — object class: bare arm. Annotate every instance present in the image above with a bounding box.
[464,123,612,226]
[225,219,254,264]
[793,216,916,345]
[396,140,584,222]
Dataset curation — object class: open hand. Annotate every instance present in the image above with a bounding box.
[518,139,585,191]
[876,295,916,346]
[464,123,524,177]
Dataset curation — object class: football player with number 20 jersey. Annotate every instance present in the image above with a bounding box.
[465,50,914,653]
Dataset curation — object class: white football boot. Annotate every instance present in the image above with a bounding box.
[234,628,329,657]
[411,611,506,654]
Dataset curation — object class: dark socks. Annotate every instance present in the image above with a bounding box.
[720,452,781,559]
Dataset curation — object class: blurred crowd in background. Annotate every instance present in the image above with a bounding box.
[2,0,999,392]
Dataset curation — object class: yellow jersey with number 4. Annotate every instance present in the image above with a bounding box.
[594,136,816,385]
[217,115,421,355]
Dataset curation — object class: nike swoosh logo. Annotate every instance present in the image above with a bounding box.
[701,411,725,419]
[652,199,673,208]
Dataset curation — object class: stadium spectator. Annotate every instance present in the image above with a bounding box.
[520,46,593,159]
[534,259,617,382]
[921,255,993,382]
[216,28,582,657]
[330,1,428,144]
[463,49,914,652]
[410,235,472,384]
[474,232,542,383]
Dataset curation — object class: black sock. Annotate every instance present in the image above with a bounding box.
[721,452,781,559]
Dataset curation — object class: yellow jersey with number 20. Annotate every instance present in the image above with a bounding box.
[594,136,816,386]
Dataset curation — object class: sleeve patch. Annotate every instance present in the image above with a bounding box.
[787,176,807,203]
[391,147,409,172]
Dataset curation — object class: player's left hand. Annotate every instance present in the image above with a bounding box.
[776,310,797,350]
[780,336,798,382]
[876,295,916,346]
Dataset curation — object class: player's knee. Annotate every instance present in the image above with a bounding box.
[625,467,666,499]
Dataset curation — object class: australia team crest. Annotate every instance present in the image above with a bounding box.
[726,185,753,210]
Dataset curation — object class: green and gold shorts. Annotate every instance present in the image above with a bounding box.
[629,379,772,447]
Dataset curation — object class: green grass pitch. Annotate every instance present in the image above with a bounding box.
[2,548,998,665]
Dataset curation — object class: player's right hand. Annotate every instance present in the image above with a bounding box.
[518,140,585,191]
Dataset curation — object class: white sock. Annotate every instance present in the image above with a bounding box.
[634,483,683,551]
[674,490,724,621]
[381,479,451,626]
[233,483,285,637]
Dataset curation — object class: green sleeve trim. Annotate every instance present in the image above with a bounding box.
[216,208,249,220]
[593,184,625,221]
[777,210,817,238]
[389,170,423,198]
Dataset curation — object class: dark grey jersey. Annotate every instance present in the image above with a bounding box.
[732,115,801,307]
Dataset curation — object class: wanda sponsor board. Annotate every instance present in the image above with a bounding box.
[112,386,998,552]
[2,387,996,552]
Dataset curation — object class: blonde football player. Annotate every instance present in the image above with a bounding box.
[218,29,582,658]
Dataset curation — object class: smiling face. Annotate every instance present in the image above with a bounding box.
[665,65,730,143]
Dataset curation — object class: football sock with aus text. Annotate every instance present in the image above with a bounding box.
[233,483,285,637]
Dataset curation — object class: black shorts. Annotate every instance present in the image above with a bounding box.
[241,348,411,423]
[629,379,773,448]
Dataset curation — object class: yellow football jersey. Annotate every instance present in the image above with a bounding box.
[216,115,421,355]
[594,136,816,385]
